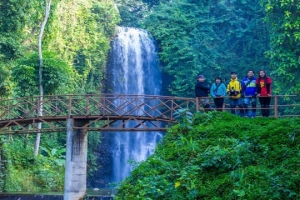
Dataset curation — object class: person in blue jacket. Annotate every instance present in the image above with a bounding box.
[242,70,257,117]
[210,77,227,111]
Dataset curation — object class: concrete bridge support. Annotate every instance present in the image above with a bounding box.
[64,119,89,200]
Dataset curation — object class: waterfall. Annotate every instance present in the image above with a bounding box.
[110,27,161,95]
[95,27,163,186]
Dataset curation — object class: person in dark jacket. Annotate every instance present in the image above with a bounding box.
[242,70,257,118]
[195,75,211,109]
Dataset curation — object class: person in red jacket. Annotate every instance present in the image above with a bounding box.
[256,70,272,117]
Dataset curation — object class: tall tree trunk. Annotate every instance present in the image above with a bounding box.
[34,0,52,157]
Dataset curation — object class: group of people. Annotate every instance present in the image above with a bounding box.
[194,70,272,117]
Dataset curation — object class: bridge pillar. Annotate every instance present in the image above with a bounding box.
[64,119,89,200]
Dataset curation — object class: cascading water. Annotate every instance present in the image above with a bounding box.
[94,27,163,186]
[110,27,161,96]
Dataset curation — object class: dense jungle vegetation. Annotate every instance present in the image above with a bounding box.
[0,0,299,194]
[116,112,300,199]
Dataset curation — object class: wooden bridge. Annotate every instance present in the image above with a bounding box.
[0,94,299,135]
[0,94,200,134]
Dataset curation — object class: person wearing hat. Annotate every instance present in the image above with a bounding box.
[195,75,211,110]
[226,72,245,116]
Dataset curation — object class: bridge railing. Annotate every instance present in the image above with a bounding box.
[204,95,300,117]
[0,94,198,122]
[0,94,298,123]
[271,95,300,117]
[0,94,298,134]
[69,94,198,121]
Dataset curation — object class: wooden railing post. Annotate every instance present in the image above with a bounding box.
[68,95,72,118]
[86,95,89,116]
[8,100,10,120]
[55,97,58,115]
[102,96,106,116]
[171,98,174,121]
[136,96,138,116]
[196,97,199,111]
[274,96,278,118]
[37,97,41,117]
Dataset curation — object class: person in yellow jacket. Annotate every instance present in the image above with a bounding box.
[226,72,245,116]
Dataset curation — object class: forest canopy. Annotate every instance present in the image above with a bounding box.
[1,0,299,98]
[0,0,120,97]
[142,0,270,97]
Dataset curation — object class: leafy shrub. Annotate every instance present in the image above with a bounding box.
[116,112,300,199]
[1,134,66,192]
[13,51,77,96]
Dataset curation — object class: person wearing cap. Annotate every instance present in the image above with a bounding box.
[226,72,245,116]
[195,75,211,110]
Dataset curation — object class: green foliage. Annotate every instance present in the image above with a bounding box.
[173,108,193,131]
[0,1,30,61]
[115,0,148,27]
[143,0,269,97]
[116,112,300,199]
[13,51,77,96]
[260,0,300,96]
[47,0,120,93]
[1,133,66,192]
[87,132,101,179]
[0,64,14,97]
[1,0,120,96]
[115,0,170,27]
[0,130,101,192]
[142,0,167,8]
[40,146,66,167]
[0,0,45,62]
